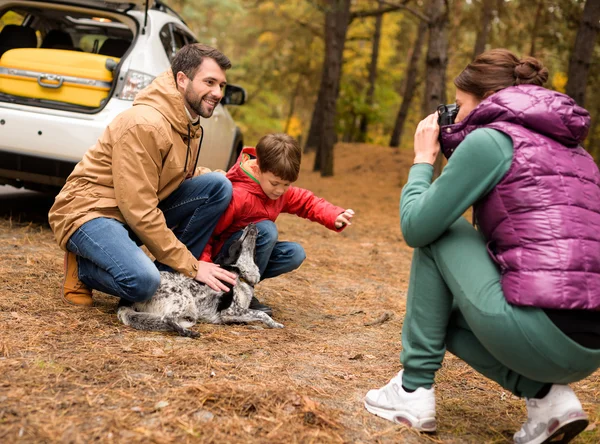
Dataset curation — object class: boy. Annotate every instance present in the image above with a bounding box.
[200,133,354,314]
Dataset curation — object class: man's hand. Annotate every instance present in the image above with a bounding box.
[194,261,237,292]
[335,209,355,229]
[413,112,440,165]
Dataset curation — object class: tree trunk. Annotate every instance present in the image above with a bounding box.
[529,0,544,57]
[304,92,323,153]
[390,19,428,148]
[473,0,495,58]
[566,0,600,107]
[421,0,448,117]
[357,0,383,143]
[314,0,352,176]
[421,0,449,177]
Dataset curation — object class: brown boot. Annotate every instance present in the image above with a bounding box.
[63,252,93,307]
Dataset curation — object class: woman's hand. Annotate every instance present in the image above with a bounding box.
[413,112,440,165]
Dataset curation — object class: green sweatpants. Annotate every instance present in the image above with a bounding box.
[400,218,600,398]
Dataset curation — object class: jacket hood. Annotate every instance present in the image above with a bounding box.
[440,85,590,157]
[226,147,267,198]
[133,70,200,137]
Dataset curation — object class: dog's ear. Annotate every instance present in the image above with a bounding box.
[219,240,243,267]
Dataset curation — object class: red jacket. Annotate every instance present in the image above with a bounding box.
[200,147,345,261]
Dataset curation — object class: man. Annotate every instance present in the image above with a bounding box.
[48,44,237,307]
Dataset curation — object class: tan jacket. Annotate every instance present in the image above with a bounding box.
[48,70,213,277]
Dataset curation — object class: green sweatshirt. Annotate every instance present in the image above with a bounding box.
[400,128,513,248]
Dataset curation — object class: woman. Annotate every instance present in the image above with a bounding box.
[364,48,600,444]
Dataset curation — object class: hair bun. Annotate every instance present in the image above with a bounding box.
[514,56,549,86]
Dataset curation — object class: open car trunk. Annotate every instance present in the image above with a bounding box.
[0,0,139,112]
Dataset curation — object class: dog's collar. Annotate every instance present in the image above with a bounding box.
[239,277,255,288]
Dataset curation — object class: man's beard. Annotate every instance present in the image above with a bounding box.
[185,84,217,119]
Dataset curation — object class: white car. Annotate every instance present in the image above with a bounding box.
[0,0,245,192]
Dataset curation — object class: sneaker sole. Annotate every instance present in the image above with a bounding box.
[541,416,588,444]
[363,398,436,432]
[519,412,588,444]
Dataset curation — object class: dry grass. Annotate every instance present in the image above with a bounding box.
[0,143,598,443]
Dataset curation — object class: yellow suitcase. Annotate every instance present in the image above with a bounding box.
[0,48,120,108]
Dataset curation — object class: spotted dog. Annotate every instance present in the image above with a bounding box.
[117,223,283,337]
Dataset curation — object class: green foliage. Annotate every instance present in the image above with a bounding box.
[164,0,598,155]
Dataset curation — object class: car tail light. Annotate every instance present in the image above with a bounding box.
[118,70,155,101]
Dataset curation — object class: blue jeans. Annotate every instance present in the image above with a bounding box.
[66,173,232,302]
[217,220,306,280]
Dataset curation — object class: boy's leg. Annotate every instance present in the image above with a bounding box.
[219,220,306,280]
[261,241,306,280]
[217,220,305,314]
[67,217,161,303]
[402,217,600,397]
[157,173,232,266]
[216,220,279,314]
[252,220,280,277]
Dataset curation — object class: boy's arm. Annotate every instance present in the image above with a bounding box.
[199,238,215,262]
[282,187,346,231]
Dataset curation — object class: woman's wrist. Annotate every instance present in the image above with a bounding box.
[413,154,437,165]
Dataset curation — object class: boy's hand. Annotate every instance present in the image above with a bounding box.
[194,261,237,292]
[335,209,355,229]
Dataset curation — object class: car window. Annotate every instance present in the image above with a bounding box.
[159,23,176,61]
[0,10,25,29]
[79,34,108,53]
[172,28,186,51]
[160,24,194,62]
[183,31,197,44]
[172,24,196,45]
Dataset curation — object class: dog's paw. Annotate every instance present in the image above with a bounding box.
[272,322,284,329]
[179,329,200,338]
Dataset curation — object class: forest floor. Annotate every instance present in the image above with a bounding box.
[0,143,598,443]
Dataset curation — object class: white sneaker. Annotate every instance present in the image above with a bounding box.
[363,370,436,432]
[513,385,588,444]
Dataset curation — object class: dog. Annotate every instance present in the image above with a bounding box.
[117,223,284,337]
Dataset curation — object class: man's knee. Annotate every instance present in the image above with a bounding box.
[120,267,161,302]
[200,173,232,198]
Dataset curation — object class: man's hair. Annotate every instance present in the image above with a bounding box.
[454,48,548,100]
[171,43,232,83]
[256,133,301,182]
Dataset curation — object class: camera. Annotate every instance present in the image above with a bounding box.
[437,103,459,126]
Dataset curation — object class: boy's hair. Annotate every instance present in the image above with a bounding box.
[171,44,232,83]
[256,133,301,182]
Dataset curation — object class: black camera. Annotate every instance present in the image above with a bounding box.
[437,103,459,126]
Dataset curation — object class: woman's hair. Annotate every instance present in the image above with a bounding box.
[454,48,549,99]
[256,133,301,182]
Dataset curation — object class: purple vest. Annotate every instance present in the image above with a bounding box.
[440,85,600,309]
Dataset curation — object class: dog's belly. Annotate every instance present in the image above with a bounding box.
[133,272,198,317]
